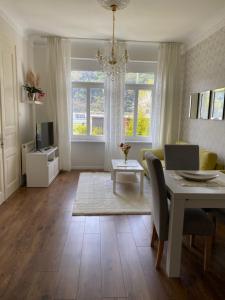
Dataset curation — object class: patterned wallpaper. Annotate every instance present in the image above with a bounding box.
[180,27,225,164]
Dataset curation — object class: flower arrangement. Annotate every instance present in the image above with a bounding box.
[23,70,46,102]
[119,143,131,164]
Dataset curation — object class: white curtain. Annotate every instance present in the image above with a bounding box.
[104,42,126,171]
[152,43,181,147]
[47,37,71,171]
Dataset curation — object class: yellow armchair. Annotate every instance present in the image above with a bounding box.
[140,143,224,177]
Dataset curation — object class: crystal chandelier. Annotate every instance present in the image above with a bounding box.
[96,0,130,79]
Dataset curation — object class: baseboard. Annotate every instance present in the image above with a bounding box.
[72,165,104,170]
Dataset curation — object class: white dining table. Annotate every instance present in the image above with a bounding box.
[164,170,225,278]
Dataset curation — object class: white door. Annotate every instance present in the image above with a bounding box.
[0,104,4,204]
[0,37,20,201]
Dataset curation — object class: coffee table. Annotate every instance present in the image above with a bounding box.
[111,159,144,194]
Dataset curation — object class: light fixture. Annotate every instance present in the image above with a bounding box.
[96,0,130,79]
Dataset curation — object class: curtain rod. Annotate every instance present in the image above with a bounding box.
[40,35,159,44]
[71,57,157,63]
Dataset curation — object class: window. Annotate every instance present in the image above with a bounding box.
[72,71,105,141]
[124,72,154,141]
[72,70,155,142]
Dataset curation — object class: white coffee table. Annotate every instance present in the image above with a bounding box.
[111,159,144,194]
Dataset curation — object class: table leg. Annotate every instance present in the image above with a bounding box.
[166,195,185,277]
[113,171,116,194]
[140,171,144,194]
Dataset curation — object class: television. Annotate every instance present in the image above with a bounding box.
[36,122,54,150]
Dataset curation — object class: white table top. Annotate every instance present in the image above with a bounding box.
[111,159,144,171]
[164,170,225,200]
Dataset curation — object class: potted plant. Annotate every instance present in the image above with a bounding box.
[23,70,46,102]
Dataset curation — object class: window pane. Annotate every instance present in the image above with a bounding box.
[71,71,105,83]
[124,89,135,136]
[72,88,87,135]
[90,88,104,136]
[126,73,154,84]
[137,90,151,136]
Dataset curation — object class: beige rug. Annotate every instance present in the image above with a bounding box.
[72,172,152,216]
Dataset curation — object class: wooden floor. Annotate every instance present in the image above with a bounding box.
[0,171,225,300]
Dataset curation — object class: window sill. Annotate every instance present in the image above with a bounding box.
[126,140,152,144]
[71,139,105,144]
[71,140,152,144]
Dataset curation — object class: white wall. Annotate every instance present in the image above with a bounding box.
[33,44,49,122]
[71,142,151,169]
[181,26,225,164]
[33,39,157,169]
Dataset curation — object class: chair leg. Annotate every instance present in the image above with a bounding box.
[156,240,164,270]
[151,224,158,248]
[204,236,213,272]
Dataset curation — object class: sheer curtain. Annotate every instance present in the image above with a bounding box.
[104,42,126,171]
[152,43,181,147]
[47,37,71,171]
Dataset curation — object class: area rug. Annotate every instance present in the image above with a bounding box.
[72,172,152,216]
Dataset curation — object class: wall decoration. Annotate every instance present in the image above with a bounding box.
[210,88,225,120]
[189,93,199,119]
[198,90,211,119]
[22,70,46,104]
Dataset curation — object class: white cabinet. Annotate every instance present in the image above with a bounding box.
[26,147,59,187]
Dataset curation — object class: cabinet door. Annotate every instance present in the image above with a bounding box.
[0,38,19,200]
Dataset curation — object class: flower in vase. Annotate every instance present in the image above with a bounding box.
[119,143,131,163]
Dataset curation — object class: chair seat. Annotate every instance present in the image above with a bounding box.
[183,208,214,236]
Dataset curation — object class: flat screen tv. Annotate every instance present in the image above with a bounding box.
[36,122,54,150]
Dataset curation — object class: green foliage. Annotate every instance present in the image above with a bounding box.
[137,110,150,136]
[125,72,154,84]
[92,127,103,136]
[71,71,105,83]
[124,117,134,136]
[73,124,87,135]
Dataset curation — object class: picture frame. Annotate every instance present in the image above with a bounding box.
[198,90,211,120]
[189,93,199,119]
[210,88,225,120]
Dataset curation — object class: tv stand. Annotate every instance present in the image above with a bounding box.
[26,147,59,187]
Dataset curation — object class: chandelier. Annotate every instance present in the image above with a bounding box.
[96,0,130,79]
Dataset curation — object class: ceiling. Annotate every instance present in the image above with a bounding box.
[1,0,225,44]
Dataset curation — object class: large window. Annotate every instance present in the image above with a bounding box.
[72,71,105,141]
[124,72,154,141]
[72,70,155,142]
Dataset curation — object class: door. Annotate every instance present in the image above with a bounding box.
[0,101,4,204]
[0,37,19,200]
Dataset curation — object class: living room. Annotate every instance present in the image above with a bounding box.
[1,0,225,299]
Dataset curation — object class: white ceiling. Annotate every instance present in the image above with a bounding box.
[1,0,225,44]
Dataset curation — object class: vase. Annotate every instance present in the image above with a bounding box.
[28,92,36,101]
[124,153,128,164]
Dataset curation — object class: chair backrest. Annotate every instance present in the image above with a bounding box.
[164,144,199,170]
[145,152,169,241]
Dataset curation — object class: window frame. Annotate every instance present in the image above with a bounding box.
[71,81,105,142]
[124,83,154,142]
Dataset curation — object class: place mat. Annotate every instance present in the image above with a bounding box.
[169,172,225,188]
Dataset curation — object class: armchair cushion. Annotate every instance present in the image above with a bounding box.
[140,142,223,177]
[199,149,217,170]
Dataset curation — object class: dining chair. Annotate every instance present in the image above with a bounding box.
[164,144,199,170]
[145,152,214,271]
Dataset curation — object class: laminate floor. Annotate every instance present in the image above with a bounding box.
[0,171,225,300]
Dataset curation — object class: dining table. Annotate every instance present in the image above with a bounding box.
[164,170,225,278]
